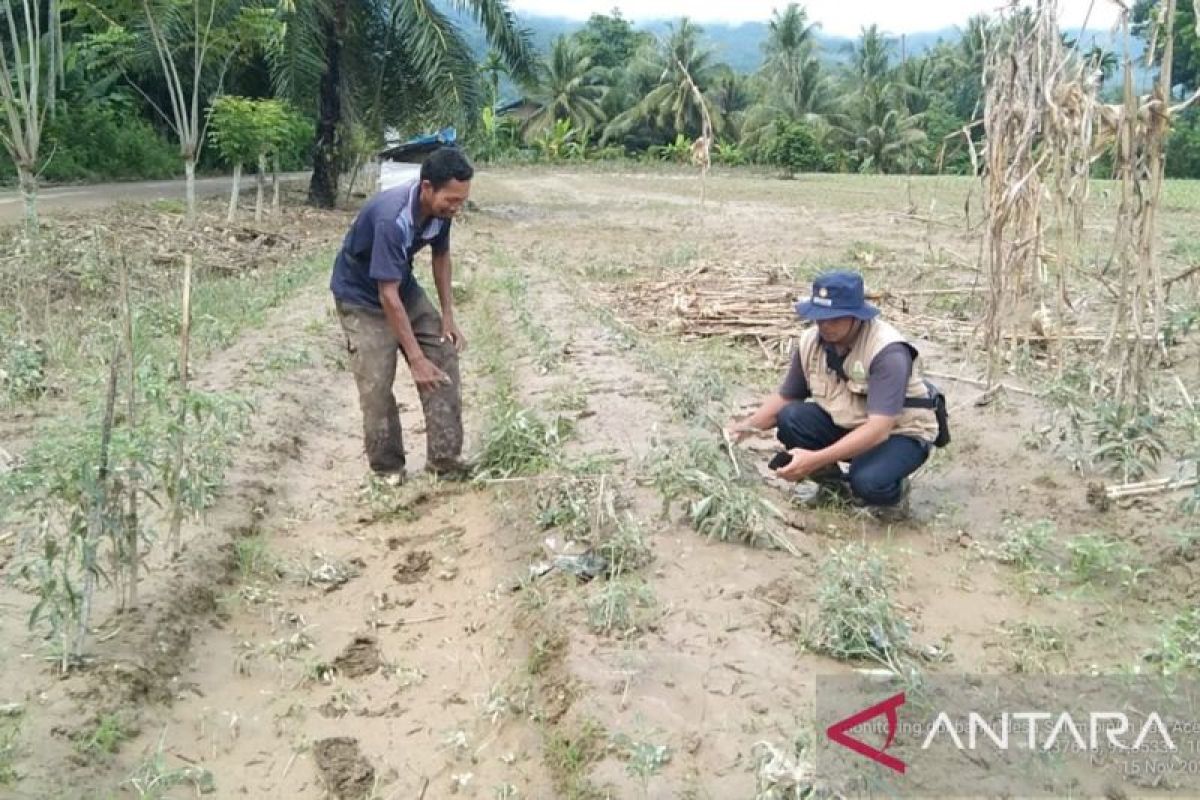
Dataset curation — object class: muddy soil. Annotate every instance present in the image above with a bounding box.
[1,168,1195,799]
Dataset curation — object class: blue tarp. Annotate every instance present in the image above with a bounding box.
[379,127,457,161]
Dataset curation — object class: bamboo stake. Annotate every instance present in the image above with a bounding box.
[118,254,139,608]
[74,334,121,669]
[167,255,193,558]
[1104,477,1198,500]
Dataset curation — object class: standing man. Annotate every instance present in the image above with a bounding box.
[331,147,474,481]
[727,270,941,521]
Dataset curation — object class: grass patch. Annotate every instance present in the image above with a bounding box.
[1065,533,1148,588]
[1002,621,1071,674]
[803,543,913,671]
[526,630,566,677]
[1145,607,1200,677]
[477,395,573,479]
[233,535,277,581]
[995,518,1057,575]
[125,729,215,799]
[493,260,562,374]
[544,719,607,800]
[586,576,656,638]
[650,435,792,552]
[0,716,19,785]
[74,713,134,758]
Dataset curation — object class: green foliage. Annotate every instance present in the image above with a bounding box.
[208,95,300,168]
[806,543,912,669]
[3,370,250,667]
[531,118,582,163]
[477,396,573,479]
[1166,109,1200,180]
[647,133,692,163]
[1133,0,1200,94]
[125,730,215,799]
[1088,402,1167,481]
[650,436,788,550]
[713,140,744,165]
[573,11,644,71]
[1146,607,1200,677]
[0,716,18,785]
[996,518,1056,573]
[1,336,47,402]
[75,714,132,757]
[765,119,822,175]
[586,576,656,637]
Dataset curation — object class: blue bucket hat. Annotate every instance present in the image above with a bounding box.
[794,270,880,322]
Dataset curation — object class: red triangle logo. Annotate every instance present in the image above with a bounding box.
[826,691,907,774]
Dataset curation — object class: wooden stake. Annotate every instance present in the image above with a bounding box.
[168,255,193,558]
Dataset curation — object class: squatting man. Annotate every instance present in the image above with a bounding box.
[726,270,944,521]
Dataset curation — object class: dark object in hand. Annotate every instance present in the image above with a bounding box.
[768,451,794,471]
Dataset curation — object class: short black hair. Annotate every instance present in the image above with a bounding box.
[421,147,474,188]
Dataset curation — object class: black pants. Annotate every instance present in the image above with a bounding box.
[776,401,929,506]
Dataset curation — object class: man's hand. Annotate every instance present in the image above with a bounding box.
[774,448,826,482]
[411,356,451,392]
[441,317,467,352]
[725,418,759,445]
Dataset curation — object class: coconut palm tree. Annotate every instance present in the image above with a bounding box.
[835,25,926,173]
[739,4,832,153]
[603,18,720,145]
[480,49,508,108]
[267,0,535,207]
[522,36,606,138]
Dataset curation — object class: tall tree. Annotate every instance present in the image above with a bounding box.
[523,36,605,138]
[272,0,535,209]
[0,0,64,235]
[838,25,925,173]
[740,3,830,151]
[603,18,720,144]
[1134,0,1200,93]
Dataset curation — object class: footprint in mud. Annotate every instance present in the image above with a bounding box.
[394,550,433,584]
[332,635,383,679]
[313,737,376,800]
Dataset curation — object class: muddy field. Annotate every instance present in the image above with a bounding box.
[1,167,1198,798]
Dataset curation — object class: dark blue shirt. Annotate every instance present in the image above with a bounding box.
[329,180,451,308]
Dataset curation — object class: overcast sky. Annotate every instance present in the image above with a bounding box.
[507,0,1122,37]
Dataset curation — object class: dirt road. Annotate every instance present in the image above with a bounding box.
[0,172,312,221]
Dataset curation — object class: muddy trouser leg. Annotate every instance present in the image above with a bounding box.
[402,289,463,466]
[336,300,405,473]
[847,436,930,506]
[776,401,849,484]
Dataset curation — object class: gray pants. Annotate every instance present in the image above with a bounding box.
[336,291,463,473]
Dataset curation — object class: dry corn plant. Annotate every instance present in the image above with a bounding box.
[980,0,1200,412]
[1098,0,1200,408]
[675,56,714,205]
[979,5,1046,387]
[979,2,1101,385]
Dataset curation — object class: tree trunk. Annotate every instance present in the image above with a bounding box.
[255,152,266,222]
[184,156,197,225]
[272,155,281,217]
[308,0,346,208]
[18,164,38,240]
[227,162,242,222]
